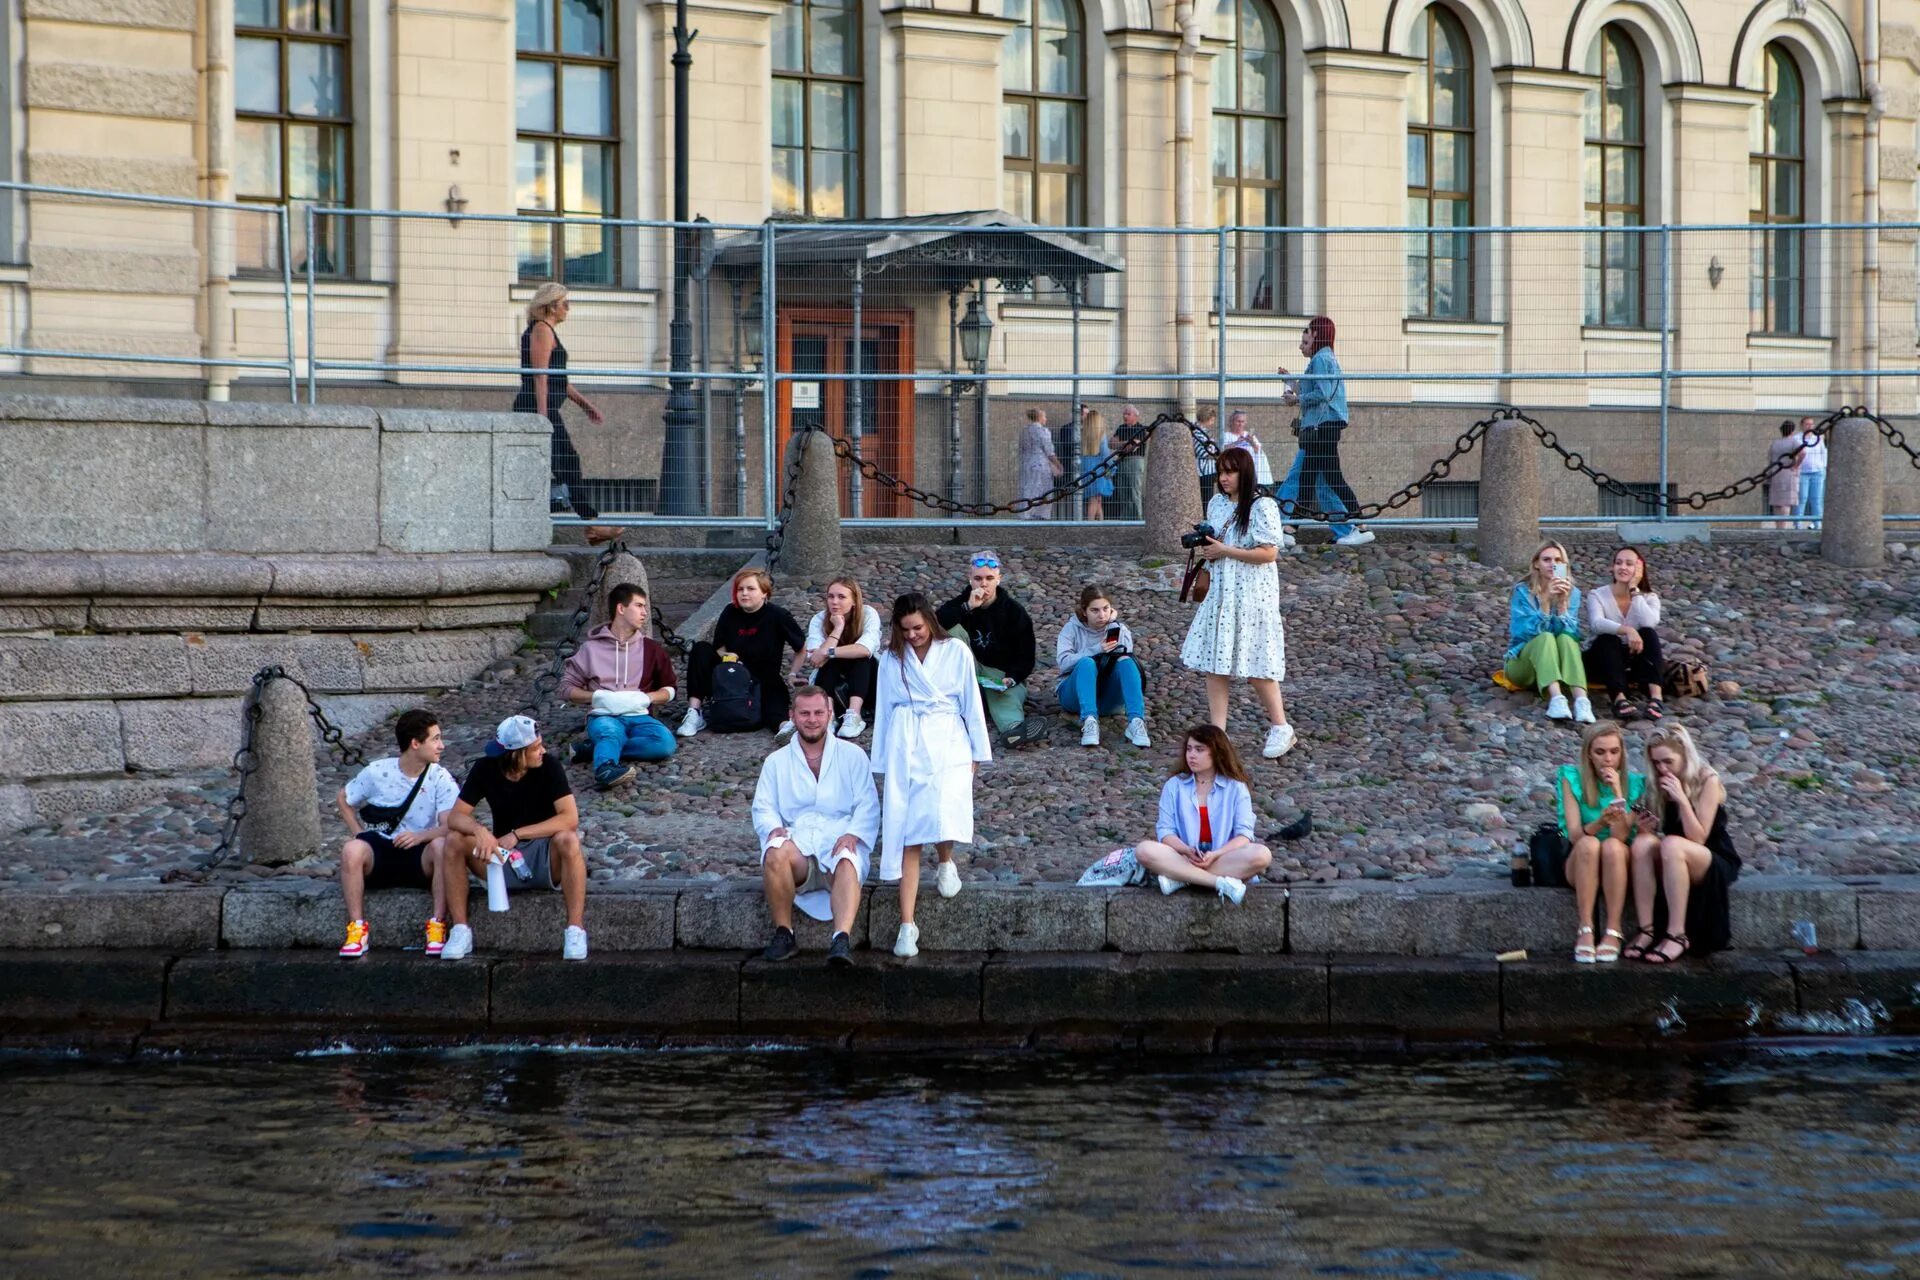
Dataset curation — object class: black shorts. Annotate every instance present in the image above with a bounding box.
[357,831,436,891]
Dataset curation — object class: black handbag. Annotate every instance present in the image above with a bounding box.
[357,767,429,837]
[1527,821,1571,889]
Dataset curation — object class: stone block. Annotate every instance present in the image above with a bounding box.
[740,952,984,1026]
[0,601,90,631]
[266,557,444,597]
[255,600,429,630]
[0,701,126,779]
[355,629,514,690]
[380,429,494,553]
[118,696,244,772]
[1142,425,1204,556]
[203,402,380,430]
[23,0,196,33]
[0,783,31,834]
[1127,954,1329,1028]
[92,554,275,597]
[491,952,741,1029]
[0,553,104,595]
[1409,879,1572,955]
[1500,953,1796,1038]
[1856,877,1920,950]
[493,435,554,553]
[21,777,183,824]
[168,952,489,1023]
[185,633,365,695]
[223,880,677,952]
[0,635,191,699]
[1287,882,1424,955]
[205,427,379,553]
[0,886,223,950]
[424,599,540,629]
[237,675,323,866]
[1788,954,1920,1033]
[0,952,169,1024]
[0,423,203,553]
[439,553,571,596]
[1106,884,1287,953]
[378,408,510,434]
[310,693,417,739]
[1329,957,1501,1035]
[31,245,199,295]
[0,396,206,425]
[982,953,1133,1026]
[678,881,866,951]
[25,62,196,119]
[868,883,1109,951]
[1728,877,1859,951]
[90,599,259,632]
[27,151,200,198]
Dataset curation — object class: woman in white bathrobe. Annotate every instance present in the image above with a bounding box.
[871,592,994,958]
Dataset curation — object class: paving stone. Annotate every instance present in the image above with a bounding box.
[0,951,168,1024]
[184,633,365,695]
[491,952,740,1029]
[1856,875,1920,950]
[1105,883,1288,952]
[0,886,222,949]
[678,881,869,951]
[1329,957,1501,1035]
[740,951,983,1026]
[1500,952,1797,1038]
[223,880,678,953]
[0,701,126,778]
[118,696,243,772]
[168,951,488,1023]
[868,883,1108,951]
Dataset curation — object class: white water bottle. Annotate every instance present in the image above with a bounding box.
[486,859,510,912]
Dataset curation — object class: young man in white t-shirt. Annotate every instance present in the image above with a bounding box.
[335,709,461,957]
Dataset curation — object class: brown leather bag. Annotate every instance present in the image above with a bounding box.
[1180,553,1210,605]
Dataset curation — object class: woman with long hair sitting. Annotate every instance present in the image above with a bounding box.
[1132,725,1272,905]
[1626,724,1742,964]
[1506,540,1596,724]
[1557,720,1647,963]
[1584,544,1666,722]
[1055,583,1149,749]
[793,575,882,739]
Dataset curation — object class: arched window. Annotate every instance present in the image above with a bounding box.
[1209,0,1285,312]
[1002,0,1085,225]
[772,0,861,218]
[1583,24,1645,328]
[1750,42,1804,334]
[236,0,351,276]
[1406,5,1472,320]
[516,0,617,282]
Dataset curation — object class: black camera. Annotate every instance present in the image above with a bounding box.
[1179,522,1218,550]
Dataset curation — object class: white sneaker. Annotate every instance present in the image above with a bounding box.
[677,707,706,738]
[1216,876,1247,906]
[1125,718,1151,749]
[439,922,473,961]
[1080,717,1100,747]
[562,925,588,961]
[936,860,962,899]
[1335,529,1376,547]
[1546,693,1572,721]
[1157,874,1185,896]
[1571,694,1596,725]
[775,720,795,740]
[892,921,920,958]
[838,710,865,738]
[1263,723,1296,759]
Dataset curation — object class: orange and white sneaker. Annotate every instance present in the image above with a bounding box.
[424,918,447,957]
[339,920,370,958]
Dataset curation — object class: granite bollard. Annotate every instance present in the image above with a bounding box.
[236,675,323,866]
[1143,415,1205,556]
[1820,416,1884,568]
[775,426,842,578]
[1476,418,1541,571]
[587,548,649,631]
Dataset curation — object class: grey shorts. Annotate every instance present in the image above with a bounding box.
[499,836,559,892]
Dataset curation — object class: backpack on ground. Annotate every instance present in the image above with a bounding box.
[705,652,761,732]
[1663,659,1710,698]
[1527,821,1571,889]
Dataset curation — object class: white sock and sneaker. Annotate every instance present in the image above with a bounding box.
[440,923,474,961]
[1546,693,1572,720]
[1125,718,1151,748]
[1571,694,1596,724]
[677,707,706,738]
[1264,723,1296,759]
[1336,529,1376,547]
[893,921,920,957]
[1157,874,1247,905]
[936,860,962,899]
[838,709,865,738]
[1081,717,1100,747]
[563,925,588,961]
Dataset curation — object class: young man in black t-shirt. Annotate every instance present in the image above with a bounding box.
[439,715,589,961]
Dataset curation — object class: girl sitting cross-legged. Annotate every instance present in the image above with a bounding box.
[1132,725,1273,906]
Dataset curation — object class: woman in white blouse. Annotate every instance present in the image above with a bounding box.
[793,576,883,738]
[1584,546,1665,722]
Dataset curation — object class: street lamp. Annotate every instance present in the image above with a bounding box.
[741,289,765,366]
[657,0,700,515]
[960,285,993,502]
[958,293,993,374]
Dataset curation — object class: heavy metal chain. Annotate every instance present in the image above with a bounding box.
[1523,407,1834,512]
[1186,415,1496,524]
[1871,410,1920,470]
[764,424,813,569]
[523,538,625,715]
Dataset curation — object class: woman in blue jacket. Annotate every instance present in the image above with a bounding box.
[1132,725,1272,905]
[1506,540,1596,724]
[1278,315,1373,547]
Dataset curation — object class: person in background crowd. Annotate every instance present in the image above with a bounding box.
[793,576,882,740]
[1557,720,1647,964]
[1193,403,1220,509]
[1765,420,1802,528]
[871,593,994,957]
[679,568,806,739]
[560,582,677,790]
[937,551,1047,747]
[1627,724,1742,964]
[1584,546,1665,723]
[1181,446,1296,759]
[1278,315,1373,547]
[1221,409,1273,486]
[513,282,616,543]
[1795,414,1827,530]
[1018,407,1062,519]
[752,685,880,968]
[1079,407,1116,521]
[442,715,589,962]
[1506,540,1595,724]
[335,709,460,958]
[1132,725,1272,905]
[1113,403,1148,519]
[1055,583,1150,749]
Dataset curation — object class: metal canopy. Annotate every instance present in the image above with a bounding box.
[709,210,1125,290]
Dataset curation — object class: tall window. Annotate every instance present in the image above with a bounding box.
[1583,25,1645,328]
[1750,42,1805,335]
[516,0,617,283]
[772,0,860,218]
[1002,0,1085,226]
[1209,0,1285,311]
[235,0,350,275]
[1406,5,1472,319]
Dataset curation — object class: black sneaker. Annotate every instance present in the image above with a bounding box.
[595,762,638,790]
[762,926,798,962]
[826,932,853,968]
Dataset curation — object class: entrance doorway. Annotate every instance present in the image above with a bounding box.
[777,308,916,517]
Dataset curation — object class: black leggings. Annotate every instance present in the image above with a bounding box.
[1585,628,1665,696]
[1298,423,1360,520]
[548,411,599,519]
[813,656,878,710]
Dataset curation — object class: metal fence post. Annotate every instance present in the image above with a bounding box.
[1657,224,1672,520]
[1215,225,1229,426]
[280,203,296,403]
[304,204,318,404]
[761,220,779,536]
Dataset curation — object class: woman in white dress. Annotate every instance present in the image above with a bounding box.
[870,592,995,957]
[1180,445,1296,760]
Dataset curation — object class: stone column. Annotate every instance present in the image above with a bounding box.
[883,6,1012,215]
[1143,421,1204,555]
[1665,86,1764,413]
[237,675,323,867]
[1821,417,1885,568]
[1476,418,1541,570]
[586,549,650,632]
[775,427,842,579]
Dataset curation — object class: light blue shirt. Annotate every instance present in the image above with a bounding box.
[1156,773,1256,850]
[1297,347,1348,430]
[1506,581,1582,661]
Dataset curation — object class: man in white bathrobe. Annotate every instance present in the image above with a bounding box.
[752,684,880,967]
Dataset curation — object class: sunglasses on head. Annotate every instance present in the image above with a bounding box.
[971,556,1000,569]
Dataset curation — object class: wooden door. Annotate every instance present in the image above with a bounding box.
[777,308,915,518]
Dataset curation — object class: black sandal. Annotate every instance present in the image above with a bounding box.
[1612,693,1639,721]
[1644,697,1664,722]
[1621,925,1657,963]
[1643,932,1691,964]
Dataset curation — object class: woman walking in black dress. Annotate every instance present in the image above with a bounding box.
[1626,723,1742,963]
[515,283,612,538]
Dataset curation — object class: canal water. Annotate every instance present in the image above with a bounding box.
[4,1045,1918,1278]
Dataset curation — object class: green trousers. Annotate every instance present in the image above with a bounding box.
[1504,632,1586,696]
[949,625,1029,733]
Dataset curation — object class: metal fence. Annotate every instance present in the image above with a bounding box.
[2,181,1916,528]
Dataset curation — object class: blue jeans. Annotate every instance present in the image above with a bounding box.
[1276,444,1354,539]
[1797,471,1825,523]
[1056,655,1145,720]
[587,713,676,776]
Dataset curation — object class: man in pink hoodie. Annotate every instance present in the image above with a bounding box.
[559,583,678,788]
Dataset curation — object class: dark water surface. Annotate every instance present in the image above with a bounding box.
[4,1044,1919,1278]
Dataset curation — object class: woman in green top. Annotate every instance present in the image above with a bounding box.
[1557,720,1649,964]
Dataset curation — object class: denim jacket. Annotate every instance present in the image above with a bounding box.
[1297,348,1349,431]
[1156,774,1256,850]
[1506,581,1582,661]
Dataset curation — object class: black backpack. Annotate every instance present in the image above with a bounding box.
[705,654,761,732]
[1527,821,1571,889]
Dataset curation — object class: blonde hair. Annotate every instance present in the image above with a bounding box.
[526,282,569,324]
[1575,720,1627,809]
[731,567,774,604]
[825,575,864,628]
[1080,408,1107,456]
[1646,723,1718,825]
[1526,540,1572,611]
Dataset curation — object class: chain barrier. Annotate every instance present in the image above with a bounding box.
[1184,416,1495,524]
[1871,410,1920,470]
[522,538,625,716]
[763,424,813,569]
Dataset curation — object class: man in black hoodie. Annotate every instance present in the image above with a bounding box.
[936,550,1047,747]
